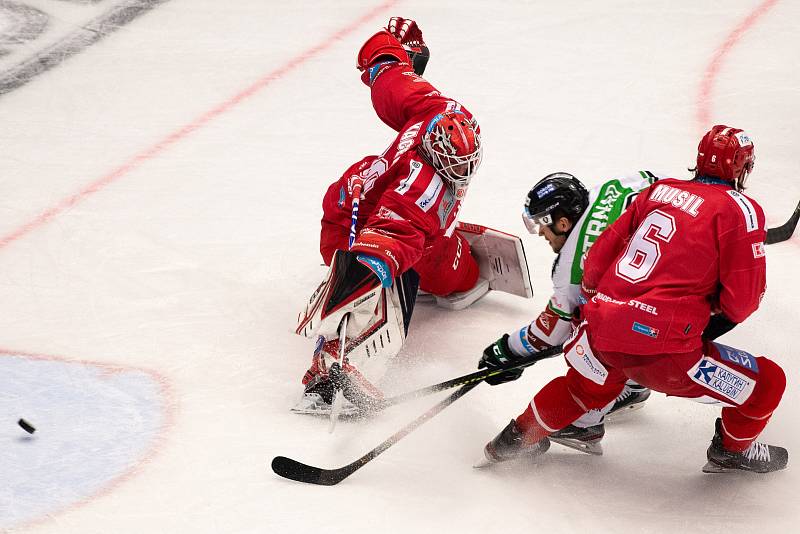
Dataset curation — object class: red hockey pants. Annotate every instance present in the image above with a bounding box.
[517,322,786,452]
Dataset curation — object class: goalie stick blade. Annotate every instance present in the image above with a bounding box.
[766,200,800,244]
[271,456,353,486]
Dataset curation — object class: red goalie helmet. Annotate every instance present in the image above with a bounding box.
[419,110,482,199]
[696,125,755,191]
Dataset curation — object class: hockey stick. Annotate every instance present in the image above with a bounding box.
[327,315,349,433]
[348,176,364,248]
[327,177,366,430]
[766,200,800,244]
[272,381,480,485]
[376,343,564,410]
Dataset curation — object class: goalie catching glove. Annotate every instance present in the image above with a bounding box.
[357,17,430,79]
[387,17,429,76]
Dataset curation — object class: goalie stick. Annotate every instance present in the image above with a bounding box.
[766,200,800,244]
[328,176,365,432]
[271,344,564,485]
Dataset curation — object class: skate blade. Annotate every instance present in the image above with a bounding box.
[327,391,344,433]
[550,437,603,456]
[605,401,646,421]
[290,393,359,417]
[290,406,361,417]
[702,461,730,474]
[473,454,497,469]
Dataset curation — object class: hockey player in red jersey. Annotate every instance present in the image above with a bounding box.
[480,125,788,473]
[294,18,484,415]
[478,171,659,455]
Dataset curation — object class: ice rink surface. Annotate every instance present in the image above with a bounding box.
[0,0,798,532]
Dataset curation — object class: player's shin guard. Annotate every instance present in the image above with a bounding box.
[515,376,592,443]
[720,356,786,452]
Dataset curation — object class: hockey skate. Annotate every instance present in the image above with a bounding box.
[293,336,385,416]
[605,382,651,420]
[549,423,604,455]
[293,338,360,417]
[474,419,550,468]
[702,418,788,474]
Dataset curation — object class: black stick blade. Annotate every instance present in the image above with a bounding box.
[272,456,324,484]
[271,456,352,486]
[766,200,800,244]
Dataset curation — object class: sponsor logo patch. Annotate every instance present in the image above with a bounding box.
[734,131,753,147]
[536,312,553,335]
[688,358,755,404]
[437,188,456,229]
[565,331,608,385]
[368,61,395,84]
[416,174,443,212]
[632,321,659,338]
[713,342,759,372]
[519,327,536,353]
[752,242,765,258]
[376,206,404,221]
[536,183,556,199]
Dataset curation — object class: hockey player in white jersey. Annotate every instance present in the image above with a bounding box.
[478,171,659,455]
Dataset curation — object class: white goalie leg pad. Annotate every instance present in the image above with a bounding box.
[295,255,384,340]
[344,282,406,386]
[296,280,386,342]
[455,222,533,299]
[295,256,407,388]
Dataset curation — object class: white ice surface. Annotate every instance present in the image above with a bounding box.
[0,0,798,532]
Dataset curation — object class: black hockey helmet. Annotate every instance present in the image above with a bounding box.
[523,172,589,234]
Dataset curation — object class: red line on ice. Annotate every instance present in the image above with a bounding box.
[695,0,779,128]
[695,0,795,240]
[0,1,400,529]
[0,0,400,251]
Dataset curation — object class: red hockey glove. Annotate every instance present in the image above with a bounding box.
[356,30,406,72]
[386,17,429,75]
[387,17,424,48]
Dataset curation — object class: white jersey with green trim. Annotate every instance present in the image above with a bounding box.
[506,171,663,359]
[548,170,662,321]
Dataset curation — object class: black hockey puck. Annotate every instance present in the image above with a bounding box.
[18,418,36,434]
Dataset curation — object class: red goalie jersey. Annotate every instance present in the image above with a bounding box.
[319,31,482,296]
[582,178,767,355]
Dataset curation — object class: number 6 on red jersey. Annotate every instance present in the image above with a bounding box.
[615,210,676,283]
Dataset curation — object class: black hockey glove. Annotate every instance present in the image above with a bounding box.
[478,334,525,386]
[702,313,737,341]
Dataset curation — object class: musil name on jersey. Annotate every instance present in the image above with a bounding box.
[648,184,704,216]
